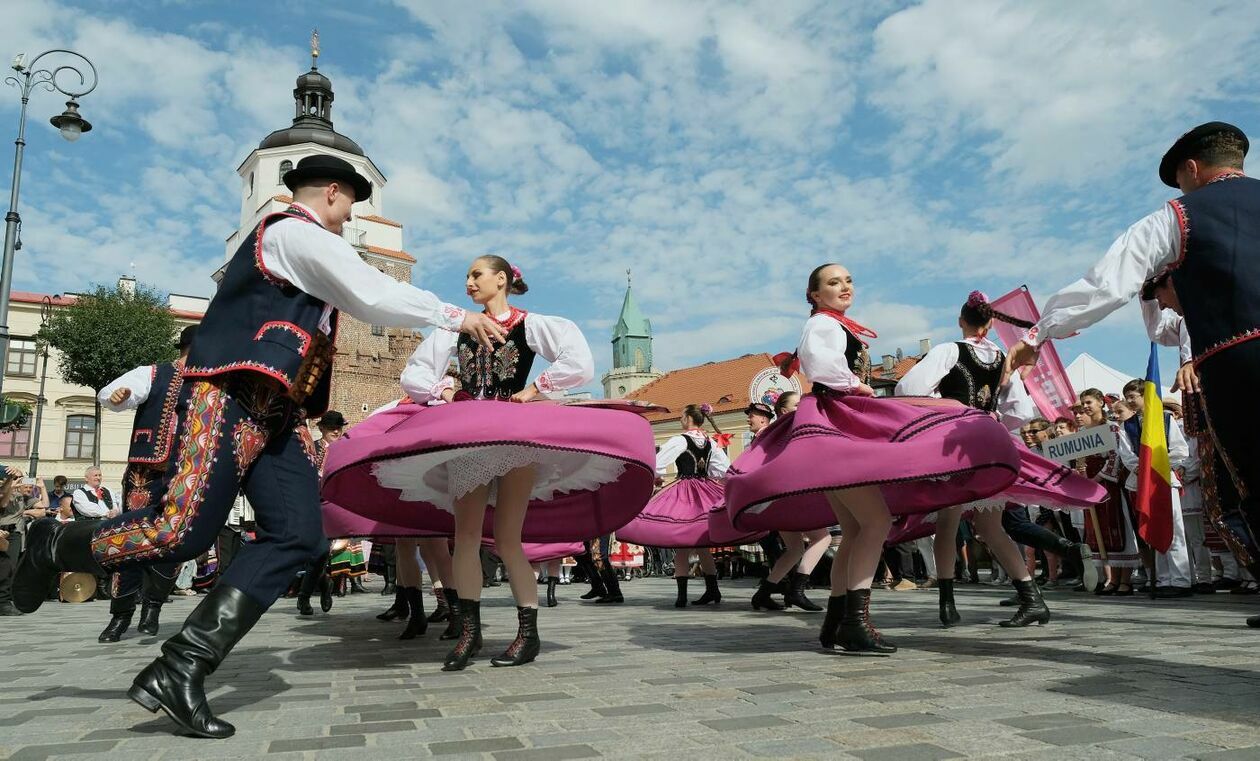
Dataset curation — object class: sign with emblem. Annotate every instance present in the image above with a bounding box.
[1040,426,1117,464]
[748,367,802,411]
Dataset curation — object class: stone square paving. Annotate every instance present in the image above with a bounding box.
[3,578,1260,760]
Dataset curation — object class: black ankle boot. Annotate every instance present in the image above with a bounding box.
[751,578,785,611]
[576,554,606,600]
[427,588,450,623]
[491,606,541,667]
[837,588,897,654]
[399,587,427,640]
[692,574,721,605]
[378,588,407,621]
[674,577,688,608]
[938,579,961,628]
[319,575,333,612]
[785,571,822,612]
[819,594,845,649]
[1247,615,1260,628]
[351,576,368,594]
[296,595,314,616]
[138,601,163,636]
[596,568,624,604]
[14,518,105,614]
[442,598,482,671]
[335,576,347,597]
[545,577,559,608]
[128,585,265,739]
[998,593,1019,607]
[100,596,134,643]
[1000,578,1050,627]
[440,588,461,640]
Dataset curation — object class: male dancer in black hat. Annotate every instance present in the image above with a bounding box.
[1009,121,1260,627]
[93,324,198,643]
[14,154,506,738]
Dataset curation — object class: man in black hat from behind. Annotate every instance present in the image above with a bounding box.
[14,154,507,738]
[1009,122,1260,626]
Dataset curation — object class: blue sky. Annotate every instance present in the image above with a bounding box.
[5,0,1260,390]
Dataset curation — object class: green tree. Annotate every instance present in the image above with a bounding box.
[38,283,179,465]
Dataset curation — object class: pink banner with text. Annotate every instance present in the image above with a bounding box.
[991,286,1078,421]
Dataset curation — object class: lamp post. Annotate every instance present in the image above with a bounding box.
[0,49,96,398]
[28,294,54,476]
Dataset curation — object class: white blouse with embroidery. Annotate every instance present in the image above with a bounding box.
[895,337,1037,431]
[655,430,731,479]
[797,314,862,392]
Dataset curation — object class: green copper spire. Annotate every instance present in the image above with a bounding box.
[612,270,653,371]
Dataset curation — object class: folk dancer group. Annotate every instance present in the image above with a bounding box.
[11,120,1260,739]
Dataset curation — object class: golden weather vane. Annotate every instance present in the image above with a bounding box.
[311,29,320,69]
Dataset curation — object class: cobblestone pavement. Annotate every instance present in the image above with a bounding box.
[4,577,1260,760]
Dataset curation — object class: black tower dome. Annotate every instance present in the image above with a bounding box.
[258,46,364,156]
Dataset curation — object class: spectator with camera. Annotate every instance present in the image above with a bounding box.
[1,468,45,615]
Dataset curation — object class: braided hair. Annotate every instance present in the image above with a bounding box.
[683,403,723,435]
[960,290,1034,330]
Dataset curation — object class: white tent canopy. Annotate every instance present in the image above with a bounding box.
[1065,352,1175,400]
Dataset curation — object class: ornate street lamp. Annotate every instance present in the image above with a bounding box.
[28,294,54,476]
[0,49,97,397]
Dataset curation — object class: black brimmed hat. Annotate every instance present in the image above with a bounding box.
[744,402,774,419]
[1159,121,1248,188]
[318,410,348,430]
[283,154,372,202]
[177,325,197,350]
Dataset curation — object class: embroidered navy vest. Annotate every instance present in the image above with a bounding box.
[1122,413,1172,452]
[938,342,1003,412]
[674,435,713,479]
[456,310,536,400]
[184,205,340,414]
[128,361,187,466]
[73,487,114,520]
[1168,175,1260,364]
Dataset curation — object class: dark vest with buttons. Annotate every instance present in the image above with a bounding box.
[674,435,713,479]
[127,361,189,466]
[73,486,114,521]
[1167,175,1260,364]
[456,309,536,400]
[938,342,1003,413]
[184,205,340,414]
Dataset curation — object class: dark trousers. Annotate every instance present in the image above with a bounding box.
[87,378,324,608]
[885,542,916,581]
[1002,507,1073,557]
[217,527,244,575]
[0,529,22,603]
[299,549,330,597]
[1200,342,1260,572]
[111,465,180,614]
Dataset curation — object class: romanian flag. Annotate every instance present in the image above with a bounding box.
[1134,343,1174,553]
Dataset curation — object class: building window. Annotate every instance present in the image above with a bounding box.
[6,338,37,377]
[64,414,96,460]
[279,159,293,183]
[0,417,30,458]
[371,325,385,336]
[247,171,254,197]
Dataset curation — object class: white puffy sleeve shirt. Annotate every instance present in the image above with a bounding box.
[655,431,731,479]
[797,314,861,392]
[261,202,467,335]
[1029,205,1179,347]
[98,365,155,412]
[401,311,594,404]
[1141,300,1194,365]
[895,339,1036,431]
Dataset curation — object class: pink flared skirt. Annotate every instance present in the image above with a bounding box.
[321,400,655,543]
[617,477,766,549]
[724,392,1022,532]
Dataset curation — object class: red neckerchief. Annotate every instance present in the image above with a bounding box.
[484,306,527,331]
[773,309,878,379]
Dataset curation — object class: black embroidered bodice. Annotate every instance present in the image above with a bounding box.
[938,342,1003,412]
[456,309,537,400]
[674,435,713,479]
[842,324,872,384]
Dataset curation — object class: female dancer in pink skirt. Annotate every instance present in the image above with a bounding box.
[321,255,655,671]
[725,264,1022,654]
[617,404,762,608]
[750,390,830,613]
[896,292,1106,629]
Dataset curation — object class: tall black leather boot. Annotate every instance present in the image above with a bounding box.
[427,587,451,623]
[350,576,368,594]
[127,585,266,739]
[785,571,822,612]
[490,606,540,667]
[938,578,961,628]
[837,588,897,654]
[751,578,785,611]
[692,574,721,605]
[442,598,482,671]
[1000,578,1050,627]
[674,577,688,608]
[296,562,321,616]
[575,553,606,600]
[819,594,845,649]
[596,568,624,604]
[398,587,427,640]
[381,563,396,596]
[100,594,135,643]
[1247,615,1260,628]
[545,577,559,607]
[439,588,461,640]
[377,587,407,621]
[138,601,164,636]
[14,518,105,614]
[138,571,177,636]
